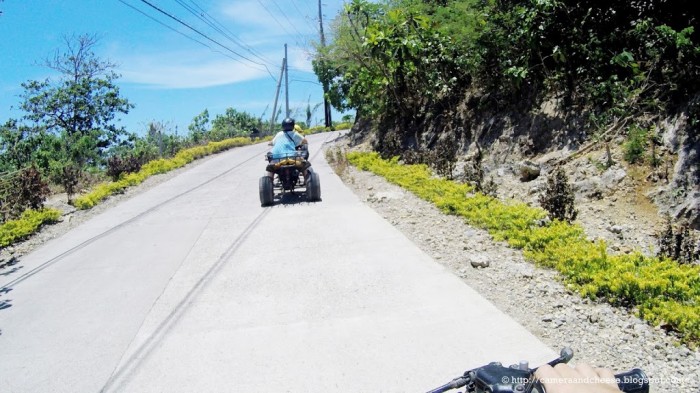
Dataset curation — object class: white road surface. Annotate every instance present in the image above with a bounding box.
[0,132,554,393]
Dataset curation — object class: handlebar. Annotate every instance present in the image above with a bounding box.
[426,348,649,393]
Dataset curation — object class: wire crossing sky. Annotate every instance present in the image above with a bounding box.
[0,0,349,134]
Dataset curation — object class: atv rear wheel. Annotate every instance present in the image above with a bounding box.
[307,172,321,202]
[259,176,274,206]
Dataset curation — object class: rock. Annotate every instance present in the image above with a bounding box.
[553,318,566,328]
[469,255,491,268]
[601,167,627,191]
[574,178,603,199]
[518,160,541,182]
[608,225,624,234]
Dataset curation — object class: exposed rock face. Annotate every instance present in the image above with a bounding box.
[651,114,700,229]
[354,91,700,229]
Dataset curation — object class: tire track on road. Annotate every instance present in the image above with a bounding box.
[99,207,272,393]
[1,149,264,291]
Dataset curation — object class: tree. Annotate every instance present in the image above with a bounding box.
[20,34,133,169]
[0,120,44,172]
[188,109,210,144]
[210,108,260,140]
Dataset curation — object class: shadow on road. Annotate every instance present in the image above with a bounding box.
[273,192,322,206]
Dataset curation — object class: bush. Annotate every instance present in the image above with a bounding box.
[106,154,143,181]
[623,125,648,164]
[1,166,50,221]
[0,208,61,247]
[539,167,578,223]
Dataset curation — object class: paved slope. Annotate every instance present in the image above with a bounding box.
[0,132,554,393]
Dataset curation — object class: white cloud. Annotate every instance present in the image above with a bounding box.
[288,46,314,72]
[220,0,272,28]
[117,52,270,89]
[219,0,316,37]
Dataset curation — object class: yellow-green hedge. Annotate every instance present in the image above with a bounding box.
[348,151,700,345]
[74,137,252,210]
[0,208,62,247]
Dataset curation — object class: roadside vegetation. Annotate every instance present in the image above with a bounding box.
[347,151,700,346]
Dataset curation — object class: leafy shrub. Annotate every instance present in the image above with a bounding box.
[623,125,648,164]
[48,162,81,203]
[0,208,61,247]
[15,166,50,210]
[347,151,700,345]
[106,154,143,181]
[539,167,577,223]
[1,166,50,221]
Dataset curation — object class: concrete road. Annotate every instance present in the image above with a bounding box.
[0,132,554,393]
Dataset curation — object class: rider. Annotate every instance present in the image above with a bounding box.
[535,363,622,393]
[267,117,309,179]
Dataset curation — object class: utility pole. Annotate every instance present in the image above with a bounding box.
[284,43,290,118]
[318,0,332,128]
[270,58,286,134]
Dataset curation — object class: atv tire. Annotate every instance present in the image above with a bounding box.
[307,172,321,202]
[259,176,274,206]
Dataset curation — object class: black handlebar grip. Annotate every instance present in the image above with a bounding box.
[614,369,649,393]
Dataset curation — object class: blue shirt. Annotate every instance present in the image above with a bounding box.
[271,131,304,159]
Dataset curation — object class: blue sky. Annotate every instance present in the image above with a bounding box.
[0,0,350,135]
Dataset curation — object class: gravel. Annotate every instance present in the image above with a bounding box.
[325,139,700,393]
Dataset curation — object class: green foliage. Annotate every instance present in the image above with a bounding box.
[317,0,700,155]
[317,0,473,120]
[0,208,61,247]
[210,108,261,140]
[0,119,45,172]
[73,137,252,210]
[348,151,700,345]
[539,167,578,223]
[188,109,210,144]
[20,34,133,169]
[623,125,649,164]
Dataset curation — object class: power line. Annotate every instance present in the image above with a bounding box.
[289,0,315,32]
[117,0,213,50]
[178,0,277,68]
[188,0,276,66]
[256,0,298,42]
[131,0,274,76]
[269,0,313,47]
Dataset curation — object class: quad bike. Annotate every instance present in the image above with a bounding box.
[426,347,649,393]
[259,145,321,206]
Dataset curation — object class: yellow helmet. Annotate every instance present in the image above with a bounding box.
[294,124,303,133]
